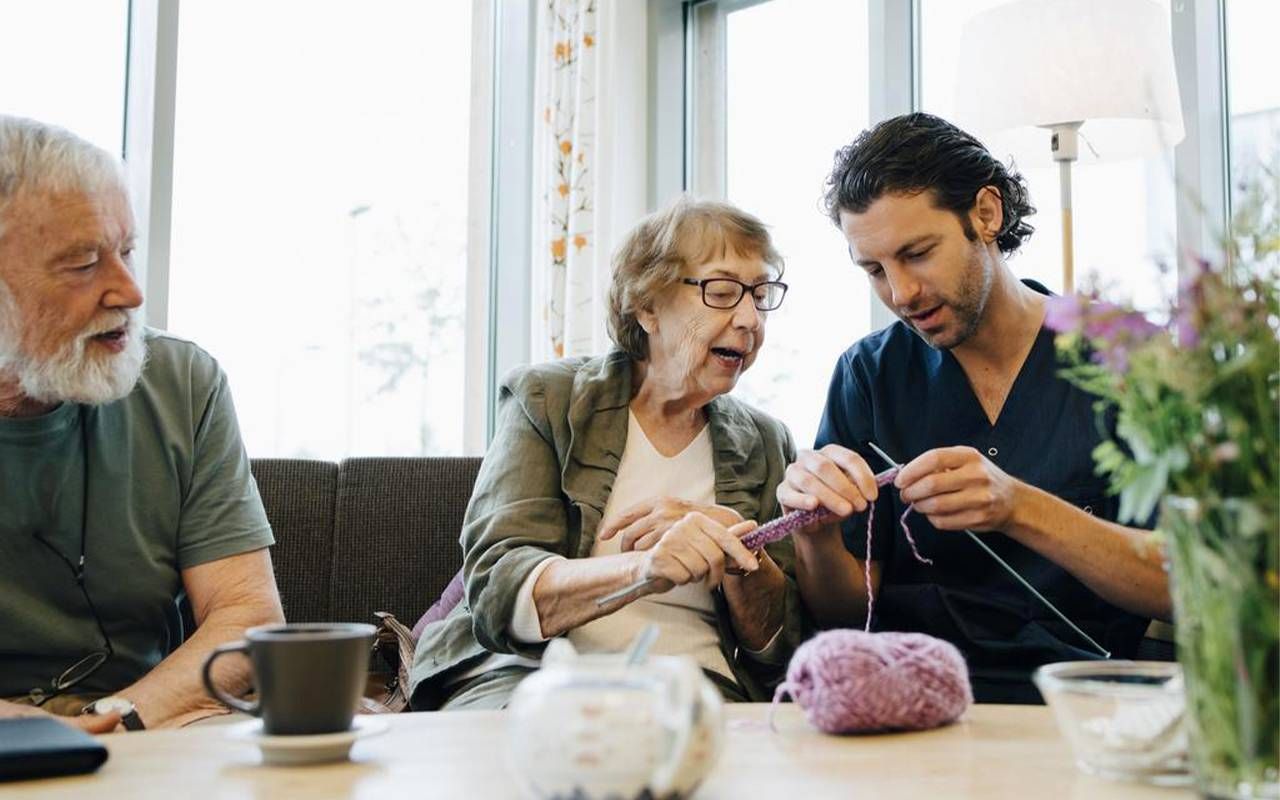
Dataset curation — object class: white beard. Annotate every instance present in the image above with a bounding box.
[0,286,148,406]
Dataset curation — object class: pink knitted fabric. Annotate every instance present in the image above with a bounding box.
[773,629,972,734]
[740,466,902,552]
[739,466,933,633]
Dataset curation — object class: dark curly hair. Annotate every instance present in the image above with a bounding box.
[822,113,1035,255]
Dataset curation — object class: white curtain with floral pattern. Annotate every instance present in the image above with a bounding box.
[531,0,647,360]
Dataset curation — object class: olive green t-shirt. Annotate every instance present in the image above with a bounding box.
[0,330,274,698]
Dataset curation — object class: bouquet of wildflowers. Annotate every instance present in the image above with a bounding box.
[1043,255,1278,524]
[1045,157,1278,797]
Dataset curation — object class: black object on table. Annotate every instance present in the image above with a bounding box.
[0,717,108,782]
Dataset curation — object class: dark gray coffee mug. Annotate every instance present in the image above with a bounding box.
[202,622,375,735]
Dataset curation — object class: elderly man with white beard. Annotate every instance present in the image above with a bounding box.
[0,116,284,733]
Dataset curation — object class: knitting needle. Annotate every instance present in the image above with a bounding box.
[595,469,898,608]
[864,441,1110,659]
[592,509,834,607]
[596,577,656,607]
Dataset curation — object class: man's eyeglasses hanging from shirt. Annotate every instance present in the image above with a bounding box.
[26,405,114,707]
[27,528,114,705]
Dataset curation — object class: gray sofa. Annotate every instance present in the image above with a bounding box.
[249,457,481,629]
[243,455,1173,676]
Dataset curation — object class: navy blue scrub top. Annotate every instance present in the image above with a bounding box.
[815,281,1150,703]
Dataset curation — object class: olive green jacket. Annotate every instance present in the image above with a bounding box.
[408,350,803,709]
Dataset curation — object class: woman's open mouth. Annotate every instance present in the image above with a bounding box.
[710,346,746,368]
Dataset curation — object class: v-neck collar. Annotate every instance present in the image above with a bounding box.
[558,348,775,558]
[627,409,710,461]
[943,326,1056,430]
[935,279,1056,431]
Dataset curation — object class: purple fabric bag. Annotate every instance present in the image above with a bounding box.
[412,569,465,639]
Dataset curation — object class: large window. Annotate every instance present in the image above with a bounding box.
[688,0,872,449]
[0,0,129,155]
[919,0,1178,312]
[1226,0,1280,230]
[165,1,474,459]
[6,0,1266,460]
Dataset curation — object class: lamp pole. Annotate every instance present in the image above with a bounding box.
[1047,121,1082,292]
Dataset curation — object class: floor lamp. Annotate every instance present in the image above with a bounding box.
[954,0,1184,293]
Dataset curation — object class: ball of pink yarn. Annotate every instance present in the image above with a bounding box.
[777,630,973,734]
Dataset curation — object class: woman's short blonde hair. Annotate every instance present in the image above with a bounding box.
[607,196,784,360]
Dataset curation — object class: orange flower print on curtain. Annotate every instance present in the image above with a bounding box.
[534,0,598,360]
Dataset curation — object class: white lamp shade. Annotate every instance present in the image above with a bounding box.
[953,0,1185,166]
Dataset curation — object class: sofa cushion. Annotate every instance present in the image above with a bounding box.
[330,457,480,626]
[250,459,338,623]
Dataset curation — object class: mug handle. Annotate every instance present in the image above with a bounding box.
[202,640,260,715]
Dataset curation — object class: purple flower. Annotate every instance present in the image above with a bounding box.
[1172,308,1200,348]
[1171,256,1211,348]
[1083,305,1160,344]
[1090,343,1132,373]
[1044,294,1086,334]
[1048,294,1161,374]
[1057,300,1160,375]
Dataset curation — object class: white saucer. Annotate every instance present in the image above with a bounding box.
[227,715,389,766]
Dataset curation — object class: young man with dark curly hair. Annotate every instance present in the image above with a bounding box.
[778,113,1171,703]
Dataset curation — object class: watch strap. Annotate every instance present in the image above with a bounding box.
[118,708,145,731]
[84,698,146,731]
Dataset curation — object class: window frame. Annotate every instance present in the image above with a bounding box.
[121,0,503,455]
[662,0,912,332]
[105,0,1236,455]
[483,0,537,446]
[123,0,180,334]
[658,0,1234,324]
[1171,0,1230,267]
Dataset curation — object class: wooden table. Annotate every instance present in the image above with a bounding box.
[2,704,1194,799]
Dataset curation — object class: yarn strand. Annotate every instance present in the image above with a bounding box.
[861,468,933,632]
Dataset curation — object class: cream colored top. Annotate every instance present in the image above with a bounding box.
[460,411,734,681]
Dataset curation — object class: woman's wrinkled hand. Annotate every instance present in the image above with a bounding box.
[636,512,759,592]
[599,497,743,552]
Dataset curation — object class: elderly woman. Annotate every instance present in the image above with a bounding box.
[408,197,802,710]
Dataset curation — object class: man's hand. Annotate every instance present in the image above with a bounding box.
[0,699,121,735]
[777,444,879,522]
[599,498,743,552]
[636,513,760,592]
[895,446,1020,531]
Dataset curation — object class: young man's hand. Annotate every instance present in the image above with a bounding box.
[895,446,1021,532]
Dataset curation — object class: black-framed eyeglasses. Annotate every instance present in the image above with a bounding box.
[26,406,113,707]
[681,277,788,311]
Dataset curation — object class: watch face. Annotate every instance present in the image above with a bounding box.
[93,696,135,715]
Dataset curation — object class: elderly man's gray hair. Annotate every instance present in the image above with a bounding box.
[0,115,126,239]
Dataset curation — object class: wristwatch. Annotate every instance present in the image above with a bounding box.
[83,696,146,731]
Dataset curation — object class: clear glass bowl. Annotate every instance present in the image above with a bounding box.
[1034,660,1192,786]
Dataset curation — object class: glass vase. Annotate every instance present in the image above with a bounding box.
[1161,496,1279,799]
